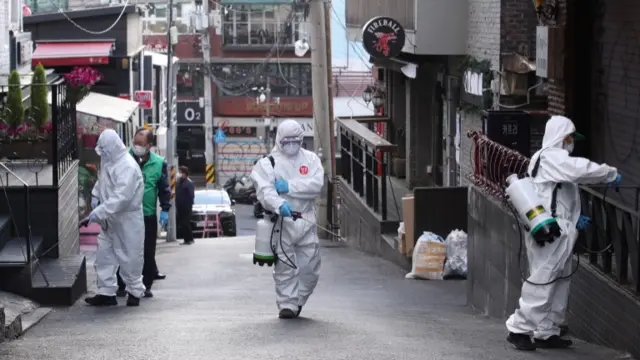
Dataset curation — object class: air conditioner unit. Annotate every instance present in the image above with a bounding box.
[500,54,536,96]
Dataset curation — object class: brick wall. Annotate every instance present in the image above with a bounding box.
[593,0,640,203]
[547,0,568,115]
[500,0,538,56]
[461,0,501,185]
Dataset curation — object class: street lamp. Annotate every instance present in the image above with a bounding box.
[372,90,385,108]
[362,85,374,104]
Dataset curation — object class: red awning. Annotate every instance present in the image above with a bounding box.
[32,41,114,67]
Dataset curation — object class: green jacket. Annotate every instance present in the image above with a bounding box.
[130,150,171,216]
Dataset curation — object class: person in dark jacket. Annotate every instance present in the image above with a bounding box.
[176,166,195,245]
[116,128,172,298]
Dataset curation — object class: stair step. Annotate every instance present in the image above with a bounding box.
[31,255,87,306]
[0,237,44,267]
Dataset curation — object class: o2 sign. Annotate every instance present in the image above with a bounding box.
[177,101,205,124]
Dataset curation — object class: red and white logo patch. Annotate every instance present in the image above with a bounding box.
[299,165,309,175]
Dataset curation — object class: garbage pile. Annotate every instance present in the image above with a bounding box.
[401,227,468,281]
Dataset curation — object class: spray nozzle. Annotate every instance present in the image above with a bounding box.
[291,211,302,221]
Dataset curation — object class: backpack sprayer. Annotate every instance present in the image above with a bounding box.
[504,174,562,246]
[253,209,344,268]
[253,210,303,268]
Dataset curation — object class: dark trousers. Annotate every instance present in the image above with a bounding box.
[177,209,194,243]
[118,215,158,291]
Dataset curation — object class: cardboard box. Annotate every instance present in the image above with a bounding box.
[402,196,415,255]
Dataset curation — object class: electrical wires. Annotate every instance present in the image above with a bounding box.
[45,0,131,35]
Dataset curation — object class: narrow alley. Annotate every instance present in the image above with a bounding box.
[0,236,629,360]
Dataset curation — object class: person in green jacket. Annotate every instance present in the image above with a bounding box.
[116,128,172,298]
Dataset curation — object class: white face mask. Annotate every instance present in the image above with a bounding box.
[132,145,148,157]
[95,146,103,157]
[281,143,300,156]
[564,142,574,154]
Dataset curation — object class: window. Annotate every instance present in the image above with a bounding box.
[194,191,231,205]
[212,63,312,97]
[142,2,194,34]
[222,4,300,46]
[177,64,204,98]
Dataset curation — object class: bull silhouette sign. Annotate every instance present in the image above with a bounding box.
[362,16,406,59]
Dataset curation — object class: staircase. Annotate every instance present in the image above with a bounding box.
[0,215,86,306]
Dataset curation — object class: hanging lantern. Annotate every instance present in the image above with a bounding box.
[372,91,386,108]
[362,85,374,104]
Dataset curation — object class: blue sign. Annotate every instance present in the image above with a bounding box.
[214,128,227,144]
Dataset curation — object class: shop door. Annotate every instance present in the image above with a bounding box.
[177,125,206,175]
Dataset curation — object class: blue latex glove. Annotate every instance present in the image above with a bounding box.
[159,211,169,227]
[576,215,591,231]
[279,202,293,217]
[608,174,622,188]
[80,211,99,227]
[274,178,289,194]
[91,197,99,209]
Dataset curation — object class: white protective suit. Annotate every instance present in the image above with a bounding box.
[91,130,146,298]
[250,120,325,312]
[506,116,618,339]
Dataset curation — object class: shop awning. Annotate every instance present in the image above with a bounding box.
[143,51,179,67]
[32,41,115,67]
[48,92,139,123]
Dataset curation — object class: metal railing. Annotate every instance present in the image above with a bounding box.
[467,131,640,296]
[50,82,78,186]
[0,82,78,187]
[337,116,396,220]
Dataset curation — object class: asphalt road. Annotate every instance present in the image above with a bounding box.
[0,207,632,360]
[234,204,259,236]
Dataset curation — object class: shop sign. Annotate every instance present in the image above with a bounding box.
[134,91,153,109]
[362,16,406,59]
[177,101,205,124]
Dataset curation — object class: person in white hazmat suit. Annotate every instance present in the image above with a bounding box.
[506,116,621,350]
[250,119,325,319]
[83,129,147,307]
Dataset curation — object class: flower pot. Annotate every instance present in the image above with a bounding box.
[0,139,54,164]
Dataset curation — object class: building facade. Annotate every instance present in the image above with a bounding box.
[209,0,312,185]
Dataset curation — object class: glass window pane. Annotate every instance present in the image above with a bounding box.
[177,65,204,98]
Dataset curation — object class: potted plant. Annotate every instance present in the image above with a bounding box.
[0,68,56,162]
[64,66,102,104]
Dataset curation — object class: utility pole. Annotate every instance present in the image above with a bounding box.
[165,0,177,242]
[309,0,333,236]
[265,78,272,150]
[199,0,214,189]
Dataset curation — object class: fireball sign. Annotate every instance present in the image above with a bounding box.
[362,16,406,59]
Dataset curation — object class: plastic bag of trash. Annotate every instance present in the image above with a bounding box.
[405,232,446,280]
[443,229,468,279]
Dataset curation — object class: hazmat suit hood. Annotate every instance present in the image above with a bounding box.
[96,129,127,163]
[273,119,304,153]
[540,116,577,150]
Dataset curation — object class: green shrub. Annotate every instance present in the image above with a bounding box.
[30,64,48,129]
[6,70,24,128]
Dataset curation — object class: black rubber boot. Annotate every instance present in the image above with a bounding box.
[296,306,303,317]
[85,295,117,306]
[155,273,167,280]
[144,290,154,298]
[126,293,140,306]
[116,288,127,297]
[507,332,536,351]
[278,308,297,319]
[534,335,573,349]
